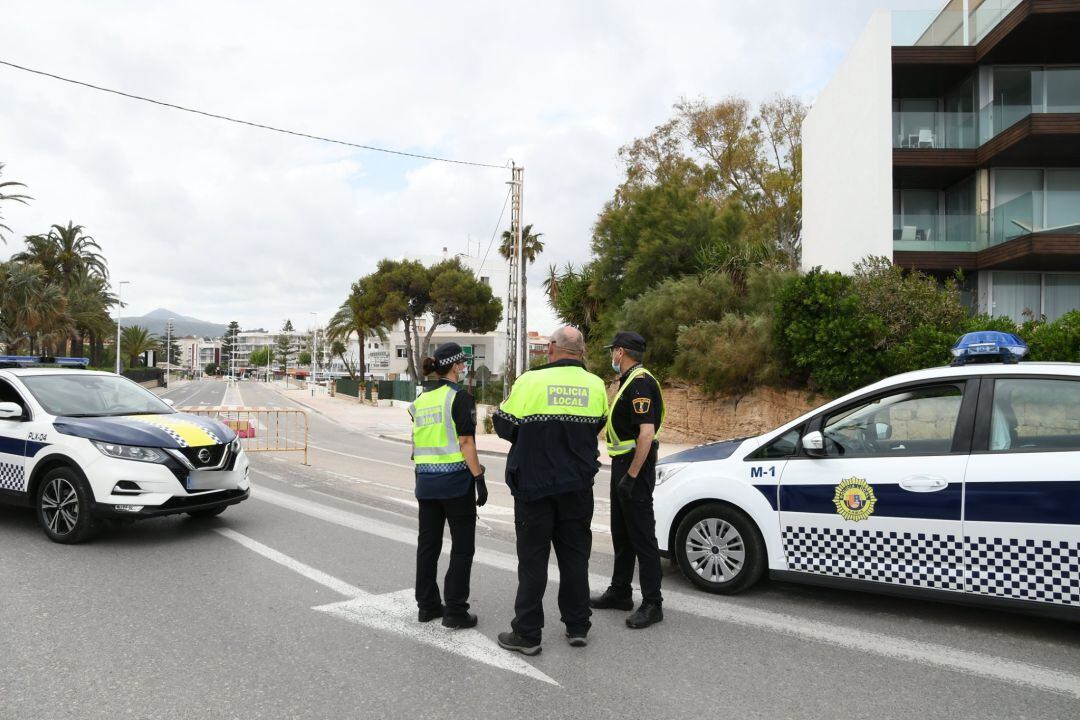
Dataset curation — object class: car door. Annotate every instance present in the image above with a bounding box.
[0,377,31,494]
[778,379,978,594]
[963,375,1080,610]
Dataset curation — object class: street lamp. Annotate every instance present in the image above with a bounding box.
[309,311,318,397]
[165,317,174,390]
[114,280,130,374]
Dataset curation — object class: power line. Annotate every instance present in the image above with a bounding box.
[476,186,512,278]
[0,59,508,170]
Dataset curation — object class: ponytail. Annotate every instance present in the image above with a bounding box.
[421,357,439,376]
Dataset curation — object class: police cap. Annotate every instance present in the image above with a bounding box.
[434,342,467,369]
[604,331,646,353]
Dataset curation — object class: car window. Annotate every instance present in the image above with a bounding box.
[21,374,173,417]
[748,428,802,459]
[822,384,964,457]
[989,378,1080,452]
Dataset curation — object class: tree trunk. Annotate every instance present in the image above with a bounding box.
[357,329,366,381]
[402,318,417,382]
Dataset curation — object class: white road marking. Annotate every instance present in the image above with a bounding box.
[214,527,557,686]
[309,444,413,469]
[252,485,1080,700]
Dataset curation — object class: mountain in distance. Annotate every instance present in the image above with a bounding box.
[121,308,228,339]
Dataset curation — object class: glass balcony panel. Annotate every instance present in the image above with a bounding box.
[1040,68,1080,113]
[893,214,984,252]
[892,111,978,149]
[989,191,1080,246]
[969,0,1023,44]
[892,10,965,46]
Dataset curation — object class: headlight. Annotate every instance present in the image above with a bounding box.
[230,438,242,453]
[91,441,168,464]
[655,462,689,487]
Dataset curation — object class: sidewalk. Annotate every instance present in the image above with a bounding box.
[272,384,696,465]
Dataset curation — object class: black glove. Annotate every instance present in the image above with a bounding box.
[617,472,636,500]
[474,476,488,507]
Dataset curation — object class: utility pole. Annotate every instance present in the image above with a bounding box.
[165,318,173,390]
[503,164,524,399]
[114,280,130,374]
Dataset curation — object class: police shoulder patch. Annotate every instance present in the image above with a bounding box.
[631,397,651,414]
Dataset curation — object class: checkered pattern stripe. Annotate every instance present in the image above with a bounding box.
[967,536,1080,606]
[0,461,25,492]
[783,526,964,591]
[151,423,189,448]
[416,461,469,474]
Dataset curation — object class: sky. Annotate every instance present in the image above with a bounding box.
[0,0,936,335]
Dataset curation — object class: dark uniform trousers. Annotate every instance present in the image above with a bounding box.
[511,487,594,643]
[610,443,663,605]
[415,491,476,616]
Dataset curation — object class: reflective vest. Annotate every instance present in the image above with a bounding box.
[498,364,608,423]
[605,366,665,457]
[410,384,466,470]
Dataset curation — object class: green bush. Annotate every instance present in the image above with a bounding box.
[618,272,739,378]
[1022,310,1080,362]
[852,257,966,347]
[673,314,780,394]
[774,268,884,395]
[880,324,957,376]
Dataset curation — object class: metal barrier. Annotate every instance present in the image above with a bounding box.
[178,406,310,464]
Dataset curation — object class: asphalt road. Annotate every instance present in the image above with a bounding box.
[1,380,1078,719]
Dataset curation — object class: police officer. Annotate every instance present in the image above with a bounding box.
[591,331,666,628]
[493,326,608,655]
[410,342,488,629]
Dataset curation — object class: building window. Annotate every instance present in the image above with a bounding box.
[991,272,1080,322]
[480,276,490,286]
[396,346,408,358]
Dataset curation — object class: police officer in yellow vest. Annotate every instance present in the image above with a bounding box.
[492,326,608,655]
[410,342,487,629]
[591,331,666,629]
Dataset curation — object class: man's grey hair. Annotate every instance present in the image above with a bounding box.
[623,348,644,363]
[550,326,585,357]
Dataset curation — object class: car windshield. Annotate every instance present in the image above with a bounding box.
[21,373,174,417]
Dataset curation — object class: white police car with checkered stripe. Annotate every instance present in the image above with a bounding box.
[0,357,250,543]
[655,333,1080,620]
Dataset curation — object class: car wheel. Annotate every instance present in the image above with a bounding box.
[675,503,765,594]
[36,467,98,544]
[187,506,227,519]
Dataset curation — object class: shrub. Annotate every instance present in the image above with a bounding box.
[880,324,957,376]
[852,257,967,348]
[1023,310,1080,362]
[673,314,780,394]
[618,272,740,378]
[774,268,884,395]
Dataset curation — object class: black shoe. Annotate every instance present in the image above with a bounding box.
[589,589,634,611]
[417,605,444,623]
[626,603,663,629]
[565,632,588,648]
[442,612,478,629]
[497,631,541,656]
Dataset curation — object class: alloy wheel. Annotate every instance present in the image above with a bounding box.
[41,477,80,536]
[684,517,745,583]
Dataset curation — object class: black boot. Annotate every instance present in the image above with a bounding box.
[417,605,444,623]
[589,588,634,610]
[497,631,542,656]
[626,603,663,629]
[442,612,478,629]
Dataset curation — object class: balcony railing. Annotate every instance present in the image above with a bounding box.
[893,111,979,149]
[892,1,1022,47]
[979,68,1080,143]
[894,191,1080,253]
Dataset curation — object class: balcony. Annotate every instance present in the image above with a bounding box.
[894,213,985,251]
[893,111,979,149]
[892,1,1022,47]
[990,190,1080,245]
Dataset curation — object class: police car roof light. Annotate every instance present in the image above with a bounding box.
[0,355,91,368]
[949,331,1028,366]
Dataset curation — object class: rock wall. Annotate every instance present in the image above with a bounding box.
[657,382,826,445]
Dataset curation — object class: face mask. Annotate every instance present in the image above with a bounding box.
[611,353,621,373]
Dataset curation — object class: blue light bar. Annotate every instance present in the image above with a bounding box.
[949,331,1028,366]
[0,356,90,367]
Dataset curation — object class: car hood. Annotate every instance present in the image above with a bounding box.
[659,436,752,464]
[53,413,237,448]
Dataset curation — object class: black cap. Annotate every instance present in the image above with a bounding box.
[434,342,466,369]
[604,331,646,353]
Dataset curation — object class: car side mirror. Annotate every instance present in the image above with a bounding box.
[801,430,825,456]
[0,401,23,419]
[874,421,892,440]
[162,398,175,407]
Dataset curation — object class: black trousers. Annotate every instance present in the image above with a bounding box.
[609,448,663,605]
[511,487,594,643]
[415,491,476,616]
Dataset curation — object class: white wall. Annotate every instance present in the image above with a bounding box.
[802,10,894,273]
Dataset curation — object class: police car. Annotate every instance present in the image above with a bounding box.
[0,357,250,543]
[654,333,1080,620]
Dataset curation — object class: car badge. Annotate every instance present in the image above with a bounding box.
[197,448,212,464]
[833,476,877,522]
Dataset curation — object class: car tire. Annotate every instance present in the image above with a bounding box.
[186,506,227,519]
[36,467,99,544]
[674,503,765,595]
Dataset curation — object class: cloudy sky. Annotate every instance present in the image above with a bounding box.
[0,0,933,334]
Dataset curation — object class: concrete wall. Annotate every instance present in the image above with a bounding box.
[802,10,894,273]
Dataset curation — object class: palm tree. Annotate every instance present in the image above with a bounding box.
[15,222,108,289]
[500,224,544,364]
[120,325,156,369]
[66,267,116,362]
[0,260,70,354]
[327,280,388,382]
[0,163,31,244]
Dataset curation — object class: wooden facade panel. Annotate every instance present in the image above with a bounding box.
[891,47,974,65]
[896,235,1080,273]
[893,149,977,167]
